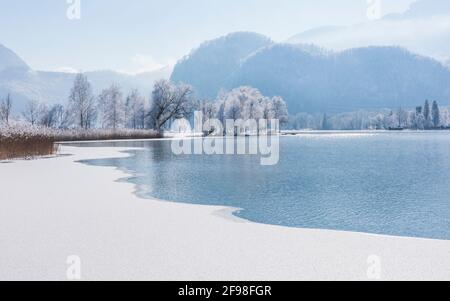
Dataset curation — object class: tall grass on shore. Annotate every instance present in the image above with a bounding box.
[0,125,161,160]
[0,126,57,160]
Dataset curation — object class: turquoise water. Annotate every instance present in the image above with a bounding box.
[78,132,450,240]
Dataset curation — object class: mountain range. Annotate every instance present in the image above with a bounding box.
[0,44,171,113]
[287,0,450,63]
[171,32,450,113]
[2,0,450,115]
[170,32,273,100]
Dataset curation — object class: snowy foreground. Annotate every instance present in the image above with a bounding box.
[1,145,450,281]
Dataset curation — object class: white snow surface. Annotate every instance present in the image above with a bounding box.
[1,145,449,281]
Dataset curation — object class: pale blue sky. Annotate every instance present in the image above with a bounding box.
[0,0,415,73]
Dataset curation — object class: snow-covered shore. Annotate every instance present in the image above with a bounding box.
[1,145,449,281]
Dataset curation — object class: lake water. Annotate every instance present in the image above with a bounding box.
[77,132,450,240]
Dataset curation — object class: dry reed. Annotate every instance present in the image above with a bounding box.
[0,127,161,160]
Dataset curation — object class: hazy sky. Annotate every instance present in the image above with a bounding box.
[0,0,415,73]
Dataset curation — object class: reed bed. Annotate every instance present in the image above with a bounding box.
[0,126,161,160]
[0,127,57,160]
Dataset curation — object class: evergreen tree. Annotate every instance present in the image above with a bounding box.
[432,100,440,128]
[423,100,431,129]
[415,106,422,115]
[321,113,330,130]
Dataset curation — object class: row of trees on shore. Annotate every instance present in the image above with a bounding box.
[288,100,449,131]
[0,74,289,133]
[4,73,446,132]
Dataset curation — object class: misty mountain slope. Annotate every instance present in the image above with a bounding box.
[170,32,273,99]
[398,0,450,18]
[0,52,171,113]
[287,0,450,63]
[230,44,450,113]
[0,69,73,112]
[170,31,450,113]
[228,44,334,113]
[0,44,29,72]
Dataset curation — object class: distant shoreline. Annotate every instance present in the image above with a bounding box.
[281,129,450,135]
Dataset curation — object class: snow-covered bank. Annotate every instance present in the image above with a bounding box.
[1,145,449,281]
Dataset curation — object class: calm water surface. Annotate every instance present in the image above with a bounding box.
[76,132,450,240]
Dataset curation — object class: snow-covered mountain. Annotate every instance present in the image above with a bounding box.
[0,44,29,72]
[287,0,450,63]
[171,32,450,113]
[0,45,171,113]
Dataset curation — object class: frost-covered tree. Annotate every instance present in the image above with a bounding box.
[440,107,449,128]
[215,86,288,134]
[221,88,251,135]
[22,99,40,125]
[216,86,288,133]
[262,99,273,120]
[201,101,218,121]
[371,113,385,130]
[242,96,264,121]
[270,96,289,126]
[218,86,287,123]
[199,101,219,134]
[147,80,194,132]
[411,106,424,130]
[397,107,409,128]
[221,87,257,120]
[223,95,242,120]
[37,103,51,127]
[0,94,12,125]
[39,104,69,129]
[52,104,69,129]
[289,113,311,129]
[125,89,146,129]
[432,101,440,128]
[68,73,96,129]
[348,111,366,130]
[416,113,425,130]
[98,85,124,130]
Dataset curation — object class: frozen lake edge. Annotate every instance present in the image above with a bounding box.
[1,144,450,281]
